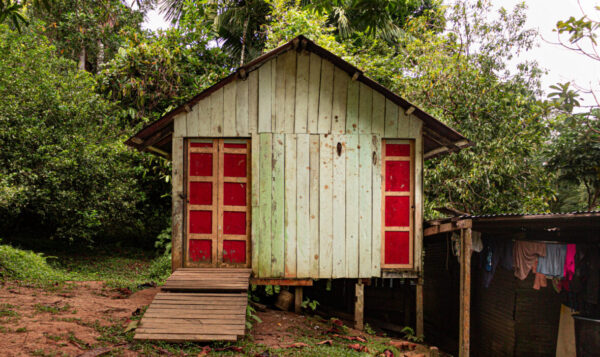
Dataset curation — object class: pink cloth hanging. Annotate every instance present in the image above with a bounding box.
[561,244,576,291]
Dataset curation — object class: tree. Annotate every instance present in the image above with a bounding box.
[544,3,600,210]
[29,0,146,72]
[97,26,230,128]
[264,0,555,216]
[0,22,169,245]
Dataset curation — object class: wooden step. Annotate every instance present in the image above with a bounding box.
[161,268,251,292]
[134,269,251,342]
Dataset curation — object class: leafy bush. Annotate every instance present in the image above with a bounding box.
[0,23,169,246]
[0,244,68,285]
[146,254,171,283]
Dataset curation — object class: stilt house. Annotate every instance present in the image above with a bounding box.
[125,35,471,342]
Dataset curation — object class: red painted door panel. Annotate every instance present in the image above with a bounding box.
[382,141,413,268]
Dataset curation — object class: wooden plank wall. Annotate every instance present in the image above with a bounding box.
[173,49,424,278]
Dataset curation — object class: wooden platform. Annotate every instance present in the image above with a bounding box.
[134,268,251,342]
[161,268,251,292]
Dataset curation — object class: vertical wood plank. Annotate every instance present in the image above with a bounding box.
[174,113,187,137]
[307,54,321,133]
[272,133,285,277]
[210,87,224,136]
[271,57,277,132]
[371,135,382,275]
[397,107,410,137]
[258,61,272,133]
[186,104,199,137]
[223,82,237,136]
[294,51,309,133]
[251,134,260,275]
[332,134,346,278]
[384,99,398,138]
[236,77,249,136]
[284,134,297,278]
[354,282,364,330]
[308,135,320,278]
[275,56,286,133]
[284,51,297,133]
[317,60,334,134]
[171,137,184,271]
[371,91,385,136]
[248,70,259,133]
[294,287,303,314]
[358,83,372,134]
[295,134,311,278]
[197,98,211,136]
[358,134,372,277]
[258,134,272,277]
[331,67,349,134]
[345,135,359,278]
[346,81,359,133]
[319,134,333,278]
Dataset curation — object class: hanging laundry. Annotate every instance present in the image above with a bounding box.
[537,244,567,277]
[561,244,577,291]
[564,244,576,280]
[532,259,547,290]
[513,240,546,280]
[480,237,512,288]
[471,231,483,252]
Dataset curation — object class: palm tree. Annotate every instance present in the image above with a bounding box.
[159,0,271,66]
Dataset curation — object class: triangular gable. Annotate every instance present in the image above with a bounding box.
[126,35,472,159]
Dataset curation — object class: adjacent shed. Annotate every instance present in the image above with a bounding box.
[126,35,470,339]
[423,211,600,357]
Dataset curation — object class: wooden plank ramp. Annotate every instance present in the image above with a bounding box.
[134,268,251,342]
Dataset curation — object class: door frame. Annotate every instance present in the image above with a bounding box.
[183,138,251,268]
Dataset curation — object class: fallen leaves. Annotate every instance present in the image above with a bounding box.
[389,340,417,351]
[348,343,370,353]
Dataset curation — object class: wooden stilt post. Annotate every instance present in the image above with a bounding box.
[294,287,303,314]
[354,281,364,330]
[416,277,424,338]
[459,227,472,357]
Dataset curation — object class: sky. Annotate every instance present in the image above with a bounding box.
[143,0,599,104]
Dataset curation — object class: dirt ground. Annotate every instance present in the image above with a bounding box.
[0,281,433,356]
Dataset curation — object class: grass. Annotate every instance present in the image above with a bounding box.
[0,242,413,356]
[0,243,171,291]
[34,303,73,315]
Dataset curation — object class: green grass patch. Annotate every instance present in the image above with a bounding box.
[0,242,171,291]
[0,244,69,287]
[0,303,18,318]
[34,303,73,315]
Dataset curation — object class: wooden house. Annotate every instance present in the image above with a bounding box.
[126,35,471,342]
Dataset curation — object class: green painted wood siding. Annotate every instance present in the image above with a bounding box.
[173,49,424,278]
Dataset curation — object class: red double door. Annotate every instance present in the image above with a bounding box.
[185,139,250,267]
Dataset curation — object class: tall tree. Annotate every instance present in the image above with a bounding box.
[29,0,145,72]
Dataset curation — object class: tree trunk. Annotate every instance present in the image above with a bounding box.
[78,46,86,71]
[97,40,104,69]
[240,17,249,66]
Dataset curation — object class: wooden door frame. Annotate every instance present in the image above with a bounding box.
[183,138,251,268]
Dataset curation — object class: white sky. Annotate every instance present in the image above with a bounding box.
[143,0,599,104]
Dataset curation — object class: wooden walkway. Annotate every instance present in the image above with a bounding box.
[134,268,251,342]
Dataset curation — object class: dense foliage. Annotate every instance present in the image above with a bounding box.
[0,0,597,250]
[0,23,169,245]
